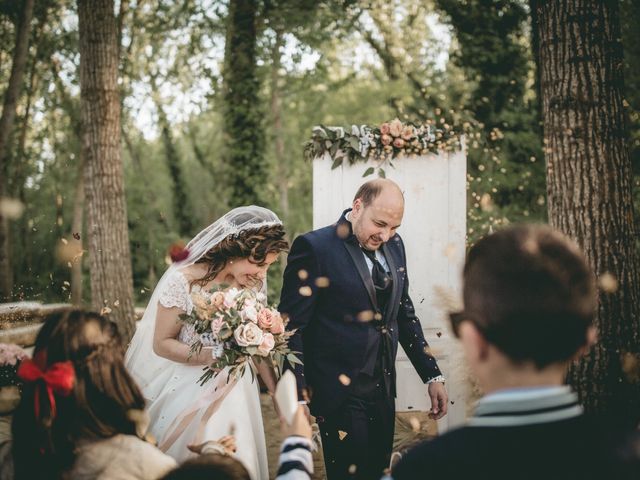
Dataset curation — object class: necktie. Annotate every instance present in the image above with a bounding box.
[361,248,391,291]
[361,247,392,313]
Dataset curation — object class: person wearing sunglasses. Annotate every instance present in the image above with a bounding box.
[392,225,637,479]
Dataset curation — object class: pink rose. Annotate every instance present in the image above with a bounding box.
[379,123,391,135]
[401,125,414,140]
[234,322,264,347]
[257,333,275,356]
[393,137,405,148]
[270,312,285,335]
[257,308,275,330]
[389,118,403,137]
[381,134,393,146]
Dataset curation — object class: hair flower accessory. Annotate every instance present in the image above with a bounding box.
[17,358,75,420]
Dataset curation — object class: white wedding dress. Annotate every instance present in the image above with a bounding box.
[127,270,269,480]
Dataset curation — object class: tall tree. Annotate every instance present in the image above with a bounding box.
[150,72,193,236]
[77,0,135,339]
[532,0,640,429]
[436,0,546,239]
[222,0,265,207]
[0,0,35,300]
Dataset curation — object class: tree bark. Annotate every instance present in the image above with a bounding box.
[533,0,640,430]
[78,0,135,340]
[222,0,265,207]
[0,0,35,300]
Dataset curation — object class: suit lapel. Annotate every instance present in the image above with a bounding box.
[343,240,377,309]
[382,242,401,323]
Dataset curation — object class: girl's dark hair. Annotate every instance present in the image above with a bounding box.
[192,223,289,288]
[11,309,146,480]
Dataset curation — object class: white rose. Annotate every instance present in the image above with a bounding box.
[241,305,258,323]
[223,288,240,308]
[234,323,264,347]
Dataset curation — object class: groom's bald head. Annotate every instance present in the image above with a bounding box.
[353,178,404,207]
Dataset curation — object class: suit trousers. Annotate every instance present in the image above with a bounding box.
[318,372,395,480]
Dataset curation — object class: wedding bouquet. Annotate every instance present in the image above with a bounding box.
[181,287,301,386]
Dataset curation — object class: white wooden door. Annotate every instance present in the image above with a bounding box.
[312,147,467,431]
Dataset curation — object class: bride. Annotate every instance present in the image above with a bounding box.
[125,206,289,479]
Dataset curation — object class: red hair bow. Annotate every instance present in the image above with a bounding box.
[17,358,75,420]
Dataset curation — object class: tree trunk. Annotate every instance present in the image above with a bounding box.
[77,0,135,341]
[150,73,193,236]
[533,0,640,430]
[52,58,85,305]
[269,28,289,228]
[70,153,84,305]
[222,0,265,207]
[0,0,35,300]
[13,41,40,300]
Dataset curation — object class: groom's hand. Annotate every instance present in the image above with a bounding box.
[427,382,448,420]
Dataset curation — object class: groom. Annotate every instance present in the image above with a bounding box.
[279,178,448,479]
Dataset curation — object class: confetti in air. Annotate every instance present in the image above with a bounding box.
[598,272,618,293]
[336,223,350,239]
[356,310,374,322]
[0,197,25,220]
[298,286,312,297]
[168,242,190,263]
[338,430,348,441]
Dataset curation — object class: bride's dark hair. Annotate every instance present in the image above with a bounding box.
[192,223,289,288]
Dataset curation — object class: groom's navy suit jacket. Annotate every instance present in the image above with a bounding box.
[279,210,442,417]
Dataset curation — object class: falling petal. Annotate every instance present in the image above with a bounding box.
[298,269,309,280]
[0,197,25,220]
[336,223,350,239]
[299,286,312,297]
[315,277,330,288]
[338,374,351,386]
[356,310,374,322]
[598,273,618,293]
[338,430,348,440]
[168,242,189,263]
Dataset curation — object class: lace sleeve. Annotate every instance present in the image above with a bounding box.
[157,271,193,314]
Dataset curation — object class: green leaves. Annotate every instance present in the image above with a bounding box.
[362,167,374,177]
